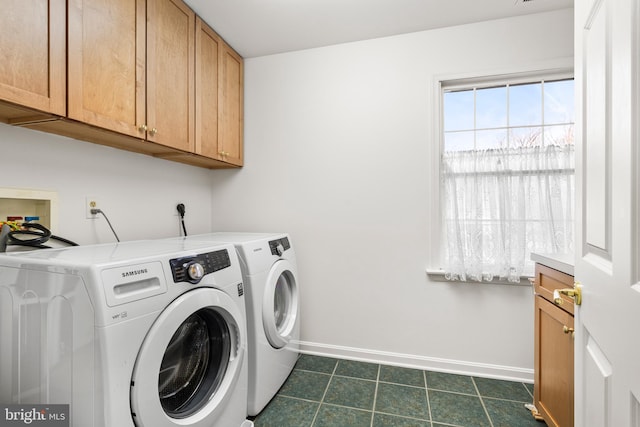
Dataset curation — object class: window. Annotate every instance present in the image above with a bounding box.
[440,75,574,282]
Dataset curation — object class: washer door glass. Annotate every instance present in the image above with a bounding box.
[130,287,245,427]
[263,260,299,349]
[158,309,230,418]
[273,273,293,334]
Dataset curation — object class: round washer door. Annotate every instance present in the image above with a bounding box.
[130,288,245,427]
[262,259,299,349]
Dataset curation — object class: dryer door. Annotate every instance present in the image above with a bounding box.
[262,259,299,349]
[130,288,245,427]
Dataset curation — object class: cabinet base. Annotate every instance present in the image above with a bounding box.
[524,403,546,422]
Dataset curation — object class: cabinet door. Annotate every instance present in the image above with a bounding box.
[195,20,243,166]
[195,18,220,159]
[0,0,65,115]
[146,0,195,152]
[68,0,146,138]
[218,43,243,166]
[534,295,574,427]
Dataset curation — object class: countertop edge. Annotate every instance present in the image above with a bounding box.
[530,252,575,276]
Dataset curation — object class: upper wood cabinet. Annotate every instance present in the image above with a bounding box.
[146,0,195,152]
[67,0,146,138]
[1,0,241,168]
[0,0,66,117]
[195,18,220,160]
[195,18,243,166]
[218,43,244,166]
[68,0,195,152]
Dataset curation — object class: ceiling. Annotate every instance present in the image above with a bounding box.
[183,0,573,58]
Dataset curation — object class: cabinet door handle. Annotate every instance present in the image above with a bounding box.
[553,282,582,306]
[149,128,157,136]
[138,124,148,133]
[563,325,575,337]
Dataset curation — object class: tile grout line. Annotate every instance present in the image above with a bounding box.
[308,360,338,427]
[471,377,495,427]
[369,364,381,427]
[523,381,534,399]
[424,370,434,427]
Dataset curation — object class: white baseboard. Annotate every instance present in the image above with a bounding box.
[296,340,533,383]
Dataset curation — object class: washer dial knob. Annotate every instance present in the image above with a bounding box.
[186,261,205,283]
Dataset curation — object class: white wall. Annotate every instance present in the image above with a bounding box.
[210,9,574,380]
[0,123,214,244]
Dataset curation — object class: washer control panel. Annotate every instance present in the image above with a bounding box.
[169,249,231,284]
[269,237,290,256]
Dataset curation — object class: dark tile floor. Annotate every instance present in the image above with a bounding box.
[251,354,546,427]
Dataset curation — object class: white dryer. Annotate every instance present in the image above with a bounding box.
[0,239,253,427]
[182,233,300,416]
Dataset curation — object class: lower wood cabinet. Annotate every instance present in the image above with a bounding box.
[533,263,575,427]
[534,293,574,427]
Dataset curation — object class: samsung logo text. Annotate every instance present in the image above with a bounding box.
[121,268,148,278]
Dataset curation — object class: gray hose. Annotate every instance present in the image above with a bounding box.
[0,223,11,252]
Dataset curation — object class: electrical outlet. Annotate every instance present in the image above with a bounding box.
[86,197,99,219]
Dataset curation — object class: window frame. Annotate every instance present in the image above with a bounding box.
[426,60,575,285]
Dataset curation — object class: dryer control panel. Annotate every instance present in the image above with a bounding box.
[269,237,290,256]
[170,249,231,284]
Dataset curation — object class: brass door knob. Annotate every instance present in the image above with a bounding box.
[138,124,148,133]
[553,282,582,306]
[149,128,158,136]
[563,325,575,337]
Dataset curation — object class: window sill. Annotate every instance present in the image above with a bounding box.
[426,269,534,286]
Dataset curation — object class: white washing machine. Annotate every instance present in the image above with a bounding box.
[0,239,253,427]
[181,233,300,416]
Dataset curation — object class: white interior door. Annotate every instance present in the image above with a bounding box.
[574,0,640,425]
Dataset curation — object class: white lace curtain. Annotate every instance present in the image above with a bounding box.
[442,144,574,282]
